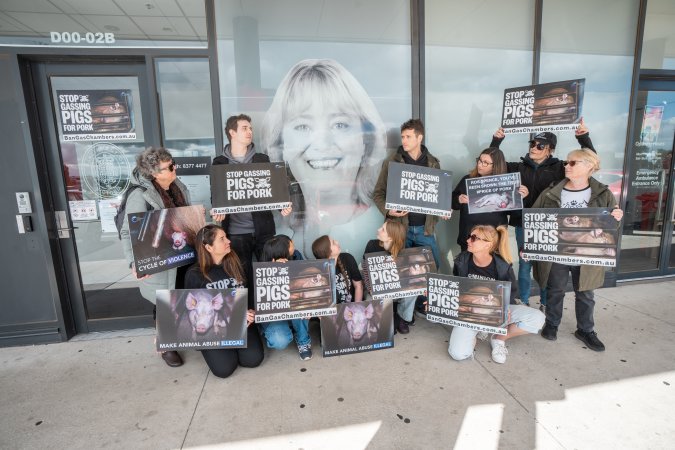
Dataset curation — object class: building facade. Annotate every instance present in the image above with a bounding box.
[0,0,673,346]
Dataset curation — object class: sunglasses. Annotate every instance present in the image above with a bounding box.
[475,158,494,166]
[562,160,585,167]
[529,142,548,151]
[158,161,176,173]
[468,234,489,243]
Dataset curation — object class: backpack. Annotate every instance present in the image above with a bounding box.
[114,186,148,239]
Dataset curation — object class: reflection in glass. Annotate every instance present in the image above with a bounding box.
[641,0,675,70]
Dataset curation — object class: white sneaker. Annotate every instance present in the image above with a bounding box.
[490,339,508,364]
[476,331,489,341]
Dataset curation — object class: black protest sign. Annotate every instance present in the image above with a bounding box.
[466,173,523,214]
[155,289,248,351]
[210,162,291,214]
[522,208,619,267]
[384,162,452,216]
[363,246,436,300]
[320,299,394,357]
[174,157,210,176]
[56,89,136,141]
[427,274,509,335]
[128,205,205,276]
[254,259,337,322]
[501,79,585,134]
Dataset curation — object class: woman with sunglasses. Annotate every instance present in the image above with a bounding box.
[532,149,623,352]
[452,147,525,252]
[182,224,264,378]
[490,119,596,308]
[121,147,193,368]
[449,225,545,364]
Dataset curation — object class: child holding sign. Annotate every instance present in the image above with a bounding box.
[449,225,544,364]
[312,235,363,304]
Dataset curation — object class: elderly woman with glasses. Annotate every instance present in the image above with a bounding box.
[452,147,527,252]
[532,148,623,352]
[449,224,545,364]
[489,119,595,308]
[120,146,192,368]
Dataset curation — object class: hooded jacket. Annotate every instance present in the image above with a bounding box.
[372,145,441,236]
[531,177,619,292]
[212,143,276,242]
[120,168,191,303]
[453,251,518,305]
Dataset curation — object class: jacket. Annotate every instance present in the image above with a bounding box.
[372,145,441,236]
[120,169,191,304]
[531,177,619,292]
[491,132,595,227]
[212,149,276,242]
[453,251,519,305]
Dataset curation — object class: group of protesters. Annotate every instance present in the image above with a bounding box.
[121,111,623,378]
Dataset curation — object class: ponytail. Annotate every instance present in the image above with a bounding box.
[495,225,512,264]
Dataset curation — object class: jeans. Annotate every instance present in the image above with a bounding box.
[545,263,595,333]
[515,226,547,306]
[406,225,441,269]
[260,319,310,349]
[397,296,417,322]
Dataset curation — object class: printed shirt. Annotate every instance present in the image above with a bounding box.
[184,264,244,290]
[561,186,591,208]
[335,253,363,303]
[467,257,498,281]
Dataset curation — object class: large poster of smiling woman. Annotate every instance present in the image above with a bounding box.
[261,59,388,257]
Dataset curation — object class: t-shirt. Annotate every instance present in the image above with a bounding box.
[467,257,498,281]
[561,186,591,208]
[184,263,250,308]
[334,252,363,303]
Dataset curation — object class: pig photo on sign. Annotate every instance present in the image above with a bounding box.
[288,265,332,309]
[474,192,512,209]
[342,303,377,345]
[458,286,504,326]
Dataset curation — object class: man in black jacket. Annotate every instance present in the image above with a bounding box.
[491,119,595,308]
[212,114,291,281]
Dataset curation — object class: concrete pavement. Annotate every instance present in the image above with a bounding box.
[2,279,675,449]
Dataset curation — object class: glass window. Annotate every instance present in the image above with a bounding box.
[641,0,675,70]
[0,0,207,48]
[540,0,639,173]
[425,0,534,256]
[214,0,412,258]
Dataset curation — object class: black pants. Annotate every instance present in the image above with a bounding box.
[228,233,268,284]
[200,325,264,378]
[545,263,595,332]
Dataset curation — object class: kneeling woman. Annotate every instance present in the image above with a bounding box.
[449,225,545,364]
[183,224,264,378]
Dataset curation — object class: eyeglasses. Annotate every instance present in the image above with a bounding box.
[529,142,548,151]
[475,158,494,166]
[562,160,586,167]
[468,234,490,243]
[158,161,176,173]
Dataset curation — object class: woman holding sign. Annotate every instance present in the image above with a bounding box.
[449,225,545,364]
[183,224,264,378]
[452,147,525,252]
[363,221,415,334]
[532,149,623,352]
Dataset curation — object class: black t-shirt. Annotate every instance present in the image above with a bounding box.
[364,239,385,259]
[334,252,363,303]
[467,257,498,281]
[184,263,250,308]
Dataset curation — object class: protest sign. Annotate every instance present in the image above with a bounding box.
[56,89,136,141]
[522,208,619,267]
[501,79,585,134]
[363,246,436,300]
[384,162,452,216]
[466,173,523,214]
[210,162,291,214]
[254,259,337,322]
[320,299,394,357]
[128,205,205,276]
[427,274,509,335]
[155,289,248,351]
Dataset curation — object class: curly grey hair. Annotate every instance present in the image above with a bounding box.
[136,147,173,180]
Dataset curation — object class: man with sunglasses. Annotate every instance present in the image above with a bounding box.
[212,114,291,283]
[490,119,595,308]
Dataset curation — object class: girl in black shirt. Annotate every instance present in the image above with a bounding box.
[312,235,363,303]
[183,224,264,378]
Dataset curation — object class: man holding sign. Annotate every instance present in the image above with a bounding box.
[373,119,447,268]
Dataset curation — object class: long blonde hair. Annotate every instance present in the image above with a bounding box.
[381,220,406,258]
[470,224,512,264]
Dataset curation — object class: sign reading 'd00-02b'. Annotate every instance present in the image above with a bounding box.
[50,32,116,45]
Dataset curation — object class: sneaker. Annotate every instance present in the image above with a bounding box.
[476,331,489,341]
[490,339,508,364]
[541,323,558,341]
[574,330,605,352]
[297,343,313,360]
